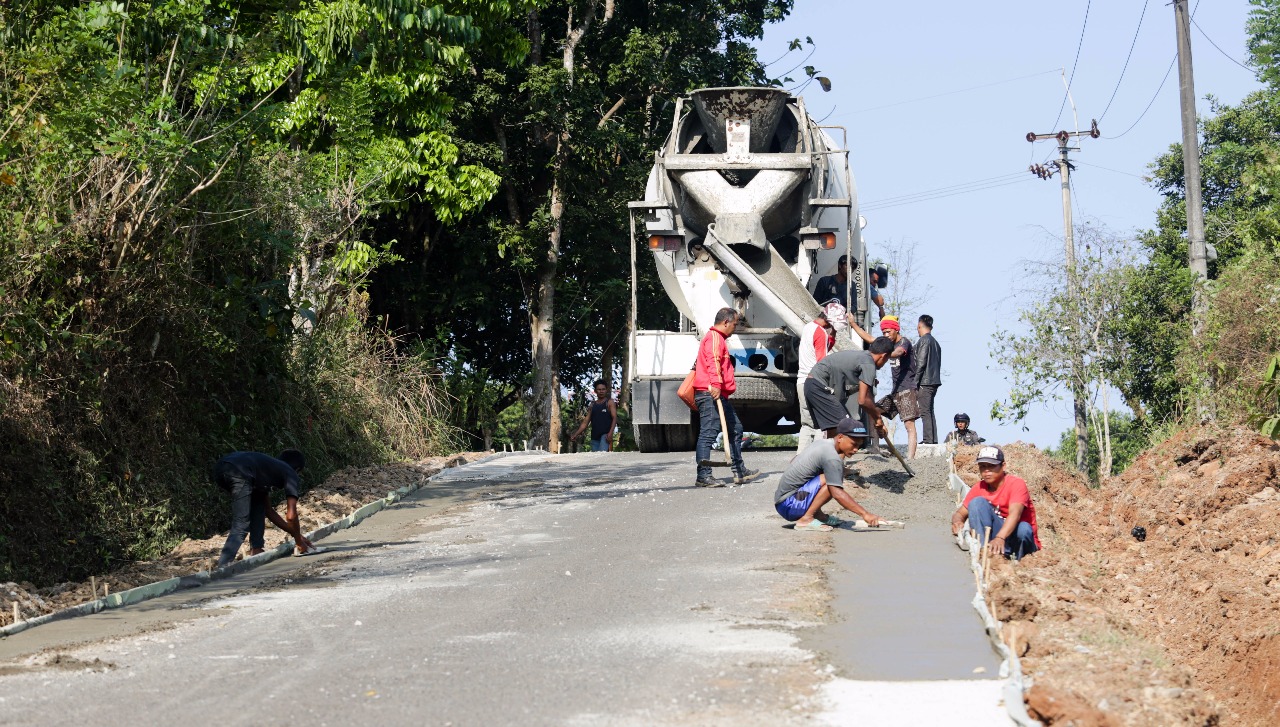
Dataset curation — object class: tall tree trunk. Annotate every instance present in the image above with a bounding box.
[526,0,614,451]
[601,342,614,392]
[529,137,566,451]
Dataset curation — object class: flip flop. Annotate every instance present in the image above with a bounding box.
[824,515,853,528]
[294,545,328,557]
[794,520,833,532]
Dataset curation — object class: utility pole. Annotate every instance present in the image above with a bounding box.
[1027,121,1100,474]
[1174,0,1213,421]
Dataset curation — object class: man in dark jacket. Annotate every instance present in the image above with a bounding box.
[914,314,943,444]
[213,449,318,567]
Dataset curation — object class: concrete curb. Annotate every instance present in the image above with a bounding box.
[946,456,1041,727]
[1,453,502,639]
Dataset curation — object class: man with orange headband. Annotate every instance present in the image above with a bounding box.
[851,315,920,459]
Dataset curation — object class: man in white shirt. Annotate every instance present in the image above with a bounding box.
[796,310,833,450]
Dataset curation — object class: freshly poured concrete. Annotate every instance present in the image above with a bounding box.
[818,453,1001,680]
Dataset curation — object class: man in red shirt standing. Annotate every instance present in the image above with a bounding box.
[949,445,1041,560]
[694,307,759,487]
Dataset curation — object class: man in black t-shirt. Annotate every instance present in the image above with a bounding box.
[213,449,318,567]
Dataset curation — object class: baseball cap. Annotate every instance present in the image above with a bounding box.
[976,445,1005,465]
[836,417,869,439]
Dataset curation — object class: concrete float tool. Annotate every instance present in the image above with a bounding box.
[696,398,735,468]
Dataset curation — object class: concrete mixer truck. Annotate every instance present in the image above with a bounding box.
[627,87,876,452]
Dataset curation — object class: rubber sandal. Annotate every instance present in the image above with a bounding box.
[824,515,853,528]
[794,520,833,532]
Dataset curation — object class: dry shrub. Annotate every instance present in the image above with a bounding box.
[1182,254,1280,425]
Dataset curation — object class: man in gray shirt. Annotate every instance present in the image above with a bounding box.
[802,337,894,439]
[774,418,885,532]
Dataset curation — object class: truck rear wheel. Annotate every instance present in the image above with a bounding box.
[663,423,698,452]
[634,424,666,453]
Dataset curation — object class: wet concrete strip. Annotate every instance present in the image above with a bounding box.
[807,453,1002,681]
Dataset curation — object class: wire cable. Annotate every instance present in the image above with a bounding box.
[1074,160,1147,179]
[1051,0,1092,130]
[862,177,1034,212]
[859,172,1027,206]
[1099,0,1150,121]
[838,68,1061,117]
[1103,54,1176,139]
[1191,17,1254,71]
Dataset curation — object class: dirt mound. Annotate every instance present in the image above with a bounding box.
[1,452,487,627]
[969,430,1280,725]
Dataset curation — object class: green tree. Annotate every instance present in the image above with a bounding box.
[368,0,794,450]
[1047,411,1147,483]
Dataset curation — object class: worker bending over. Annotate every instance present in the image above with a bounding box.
[950,446,1041,560]
[802,338,893,441]
[850,316,920,458]
[774,418,884,532]
[945,413,984,446]
[214,449,318,567]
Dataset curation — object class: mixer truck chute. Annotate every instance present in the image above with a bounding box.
[627,87,872,453]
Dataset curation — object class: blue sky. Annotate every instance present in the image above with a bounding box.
[755,1,1261,447]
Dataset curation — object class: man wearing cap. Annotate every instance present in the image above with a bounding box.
[945,413,984,446]
[796,309,834,450]
[803,338,894,442]
[213,449,319,567]
[693,307,760,487]
[851,316,920,459]
[950,446,1041,560]
[774,418,885,532]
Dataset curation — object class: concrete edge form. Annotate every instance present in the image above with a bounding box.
[946,455,1042,727]
[1,452,510,639]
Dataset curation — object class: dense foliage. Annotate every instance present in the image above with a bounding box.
[0,0,532,583]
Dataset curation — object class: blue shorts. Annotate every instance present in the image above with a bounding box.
[775,475,823,521]
[591,434,610,452]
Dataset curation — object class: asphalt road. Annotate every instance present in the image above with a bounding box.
[0,449,1007,726]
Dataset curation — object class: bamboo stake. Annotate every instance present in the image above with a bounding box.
[91,576,97,599]
[981,527,991,587]
[104,582,110,597]
[12,602,19,624]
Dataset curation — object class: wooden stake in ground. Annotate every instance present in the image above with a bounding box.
[91,576,97,599]
[981,527,992,587]
[104,582,110,597]
[12,601,19,624]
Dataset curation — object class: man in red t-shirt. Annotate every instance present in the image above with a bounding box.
[949,445,1041,560]
[693,307,759,487]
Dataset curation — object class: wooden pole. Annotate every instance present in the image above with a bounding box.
[12,602,19,624]
[981,527,992,586]
[91,576,97,599]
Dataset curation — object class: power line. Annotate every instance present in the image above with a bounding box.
[838,69,1061,117]
[1074,160,1147,179]
[1099,0,1150,122]
[1051,0,1092,130]
[1191,17,1254,71]
[1104,54,1176,139]
[860,172,1026,206]
[861,177,1033,212]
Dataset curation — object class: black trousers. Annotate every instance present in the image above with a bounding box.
[917,384,940,444]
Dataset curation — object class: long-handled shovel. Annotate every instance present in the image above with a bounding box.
[882,436,916,478]
[697,397,735,468]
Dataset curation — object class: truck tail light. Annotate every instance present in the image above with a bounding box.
[820,232,837,249]
[648,235,682,251]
